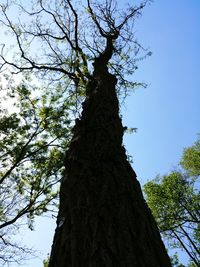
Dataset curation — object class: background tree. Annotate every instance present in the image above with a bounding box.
[144,139,200,266]
[0,79,72,264]
[0,0,172,266]
[181,138,200,177]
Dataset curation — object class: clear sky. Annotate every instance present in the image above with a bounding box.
[123,0,200,185]
[1,0,200,266]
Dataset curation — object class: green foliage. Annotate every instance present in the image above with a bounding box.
[181,139,200,176]
[144,138,200,266]
[0,79,73,263]
[43,255,50,267]
[170,252,186,267]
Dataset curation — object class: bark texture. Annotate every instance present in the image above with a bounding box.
[48,60,172,266]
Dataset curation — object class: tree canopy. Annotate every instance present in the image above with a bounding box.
[0,0,150,97]
[181,139,200,177]
[0,79,73,264]
[144,138,200,266]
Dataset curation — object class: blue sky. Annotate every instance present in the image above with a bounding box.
[123,0,200,185]
[2,0,200,266]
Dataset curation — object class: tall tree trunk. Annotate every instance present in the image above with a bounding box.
[48,59,172,266]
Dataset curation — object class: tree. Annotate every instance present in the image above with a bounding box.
[0,80,72,264]
[144,139,200,266]
[181,139,200,177]
[0,0,172,266]
[43,255,50,267]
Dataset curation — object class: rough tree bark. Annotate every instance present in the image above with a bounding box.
[48,37,172,267]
